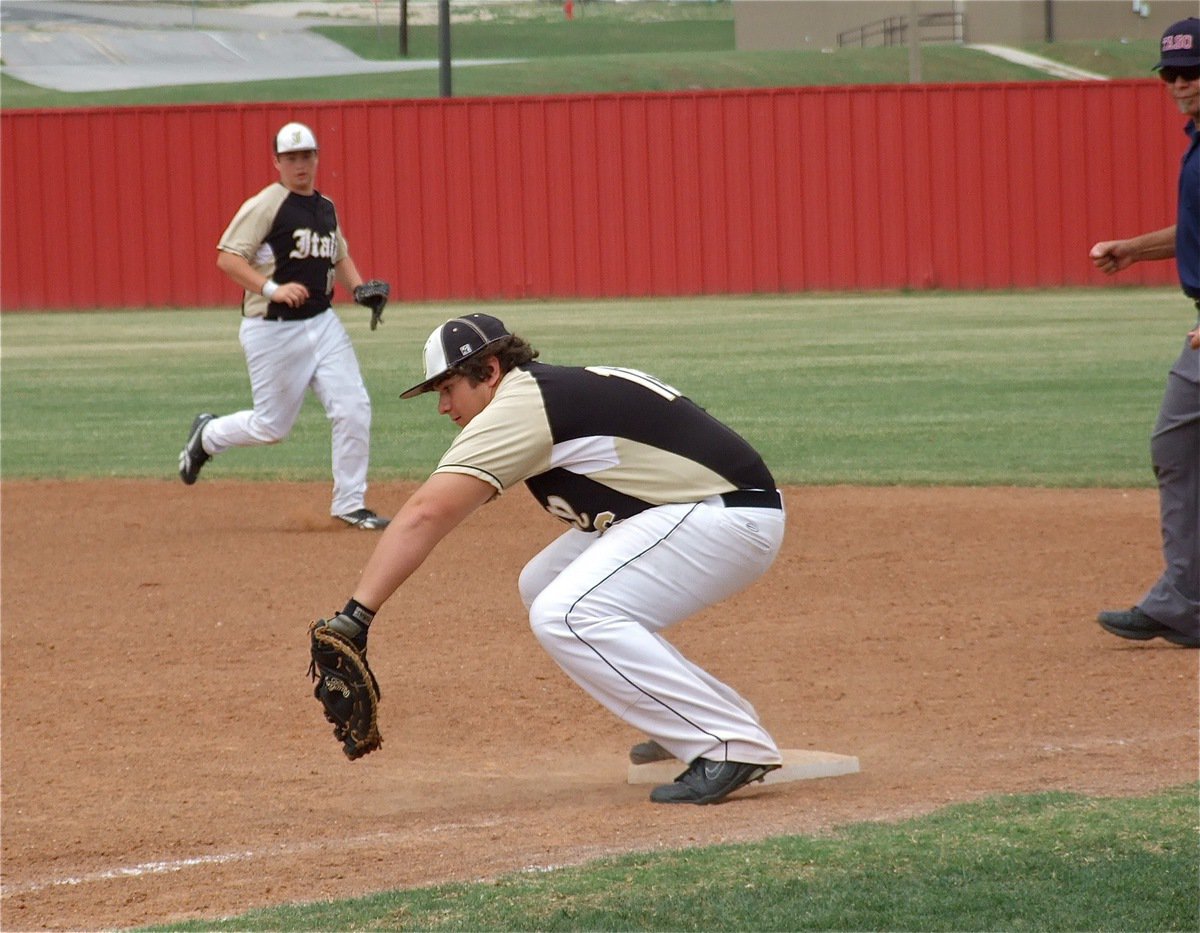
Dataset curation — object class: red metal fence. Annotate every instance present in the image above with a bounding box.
[0,81,1183,311]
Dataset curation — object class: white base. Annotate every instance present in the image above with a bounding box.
[627,748,860,785]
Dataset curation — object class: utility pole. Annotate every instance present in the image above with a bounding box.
[908,1,921,83]
[399,0,408,58]
[438,0,451,98]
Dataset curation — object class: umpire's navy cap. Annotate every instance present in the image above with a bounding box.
[1154,17,1200,70]
[401,313,512,398]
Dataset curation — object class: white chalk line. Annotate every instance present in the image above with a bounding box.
[1,817,506,898]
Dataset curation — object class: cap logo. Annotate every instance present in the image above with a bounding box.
[288,129,304,146]
[458,342,474,354]
[1163,33,1194,52]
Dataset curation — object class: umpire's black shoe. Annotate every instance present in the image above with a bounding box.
[649,757,780,805]
[178,413,215,485]
[1097,607,1199,648]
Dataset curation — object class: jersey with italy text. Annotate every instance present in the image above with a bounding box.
[217,182,350,319]
[432,362,776,533]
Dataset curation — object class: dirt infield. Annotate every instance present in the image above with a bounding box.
[2,480,1196,930]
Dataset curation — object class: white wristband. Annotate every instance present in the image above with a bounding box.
[261,279,280,299]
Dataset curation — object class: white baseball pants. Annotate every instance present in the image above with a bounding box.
[201,311,372,516]
[519,495,785,767]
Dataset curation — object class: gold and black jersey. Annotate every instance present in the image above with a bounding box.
[217,182,350,320]
[434,362,775,532]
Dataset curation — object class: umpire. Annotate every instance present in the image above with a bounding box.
[1089,16,1200,648]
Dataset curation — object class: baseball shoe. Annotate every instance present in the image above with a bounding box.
[336,508,390,530]
[1097,608,1199,648]
[629,739,675,765]
[178,413,215,485]
[649,757,780,805]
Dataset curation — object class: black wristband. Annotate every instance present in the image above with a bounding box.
[342,599,376,628]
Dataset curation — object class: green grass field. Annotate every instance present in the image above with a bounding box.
[1,289,1188,487]
[142,786,1198,931]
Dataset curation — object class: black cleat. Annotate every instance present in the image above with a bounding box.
[336,508,390,530]
[178,413,215,485]
[649,757,780,805]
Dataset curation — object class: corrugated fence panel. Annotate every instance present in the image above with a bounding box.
[771,94,803,292]
[391,104,426,302]
[0,82,1182,311]
[644,96,679,295]
[591,98,622,296]
[663,95,697,295]
[468,102,503,298]
[849,89,884,289]
[2,113,40,308]
[518,99,549,297]
[619,97,657,295]
[38,114,74,308]
[797,91,833,290]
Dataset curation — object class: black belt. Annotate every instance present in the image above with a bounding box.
[262,307,328,322]
[720,489,782,510]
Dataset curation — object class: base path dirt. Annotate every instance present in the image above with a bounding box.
[1,481,1196,930]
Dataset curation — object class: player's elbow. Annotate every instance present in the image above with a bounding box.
[392,495,463,547]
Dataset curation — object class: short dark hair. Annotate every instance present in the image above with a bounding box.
[445,334,538,385]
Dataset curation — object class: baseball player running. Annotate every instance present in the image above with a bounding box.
[316,313,786,804]
[179,122,391,530]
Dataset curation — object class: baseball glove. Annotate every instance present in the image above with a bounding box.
[308,616,382,760]
[353,280,390,331]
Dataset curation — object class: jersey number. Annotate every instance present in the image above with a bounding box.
[545,495,616,534]
[585,366,682,401]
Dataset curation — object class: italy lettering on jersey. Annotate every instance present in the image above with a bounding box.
[290,228,339,261]
[217,182,350,319]
[432,362,775,532]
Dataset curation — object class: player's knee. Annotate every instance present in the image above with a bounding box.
[527,594,573,649]
[248,418,288,444]
[1151,434,1190,479]
[330,401,371,433]
[517,561,552,610]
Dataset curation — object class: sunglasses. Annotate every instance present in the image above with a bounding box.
[1159,65,1200,83]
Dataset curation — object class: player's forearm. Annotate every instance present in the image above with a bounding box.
[334,256,364,293]
[351,511,449,610]
[1120,226,1177,263]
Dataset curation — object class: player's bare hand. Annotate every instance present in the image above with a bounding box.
[1089,240,1133,275]
[1188,326,1199,350]
[275,282,310,307]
